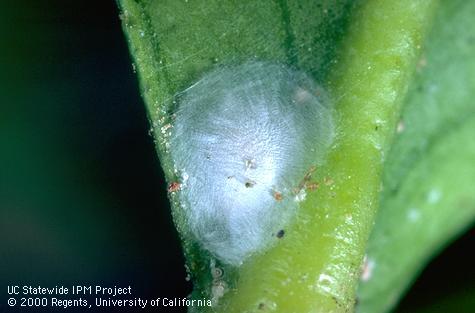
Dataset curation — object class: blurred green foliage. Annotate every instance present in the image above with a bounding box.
[0,1,189,308]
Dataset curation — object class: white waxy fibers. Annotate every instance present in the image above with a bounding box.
[170,62,334,266]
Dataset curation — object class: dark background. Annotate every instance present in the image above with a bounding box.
[0,1,472,312]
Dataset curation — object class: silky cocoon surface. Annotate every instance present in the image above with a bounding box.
[170,62,334,265]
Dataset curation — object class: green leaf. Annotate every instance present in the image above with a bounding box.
[357,1,475,312]
[117,1,449,312]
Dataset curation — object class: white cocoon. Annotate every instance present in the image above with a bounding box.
[170,62,334,265]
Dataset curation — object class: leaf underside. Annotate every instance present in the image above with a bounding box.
[118,0,474,312]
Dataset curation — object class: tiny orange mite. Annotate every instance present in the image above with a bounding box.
[168,182,181,192]
[306,182,320,191]
[273,191,283,201]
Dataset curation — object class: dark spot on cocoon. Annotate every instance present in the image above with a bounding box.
[245,180,256,188]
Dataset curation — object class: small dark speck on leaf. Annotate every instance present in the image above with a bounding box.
[276,229,285,238]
